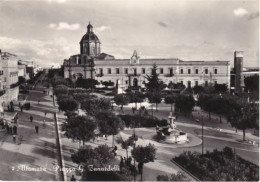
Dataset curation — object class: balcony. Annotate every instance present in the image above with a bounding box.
[164,73,174,77]
[96,73,104,77]
[10,82,20,89]
[128,73,141,77]
[0,90,5,97]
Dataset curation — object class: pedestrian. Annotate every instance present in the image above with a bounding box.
[13,125,17,135]
[30,116,33,122]
[113,145,118,156]
[20,106,23,112]
[128,156,132,165]
[19,102,21,108]
[132,107,134,113]
[38,100,40,104]
[35,125,39,134]
[138,162,143,174]
[13,135,16,143]
[70,175,76,181]
[43,119,46,127]
[119,157,125,170]
[6,125,9,133]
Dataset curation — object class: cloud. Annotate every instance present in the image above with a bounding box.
[96,26,111,32]
[49,22,81,31]
[233,8,249,16]
[158,21,167,27]
[0,36,78,67]
[47,0,67,3]
[248,11,259,20]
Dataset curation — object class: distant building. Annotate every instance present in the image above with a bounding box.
[63,23,230,90]
[0,51,19,108]
[18,61,30,80]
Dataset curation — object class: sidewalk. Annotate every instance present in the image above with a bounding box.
[0,84,59,181]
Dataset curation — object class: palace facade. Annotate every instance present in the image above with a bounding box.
[63,23,230,90]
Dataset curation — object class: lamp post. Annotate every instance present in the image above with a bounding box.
[201,116,204,156]
[133,139,136,181]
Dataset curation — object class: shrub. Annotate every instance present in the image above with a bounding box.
[119,115,168,128]
[173,147,259,181]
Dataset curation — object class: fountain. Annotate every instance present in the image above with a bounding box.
[156,112,188,144]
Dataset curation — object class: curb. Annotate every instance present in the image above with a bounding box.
[171,159,200,181]
[54,112,67,181]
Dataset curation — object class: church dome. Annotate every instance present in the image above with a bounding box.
[80,23,100,43]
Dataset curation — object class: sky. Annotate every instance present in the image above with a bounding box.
[0,0,259,68]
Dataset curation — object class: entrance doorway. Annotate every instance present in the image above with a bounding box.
[133,78,138,87]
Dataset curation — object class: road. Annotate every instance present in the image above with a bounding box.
[0,80,60,180]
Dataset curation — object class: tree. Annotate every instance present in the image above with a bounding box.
[131,143,157,181]
[175,95,195,116]
[96,111,125,146]
[164,95,175,112]
[18,76,26,85]
[147,92,162,111]
[81,97,111,116]
[117,135,138,158]
[76,77,99,89]
[54,84,69,96]
[114,94,130,111]
[72,144,132,181]
[214,84,227,93]
[145,64,163,92]
[244,74,259,92]
[227,101,258,141]
[198,94,216,120]
[127,91,144,108]
[193,85,204,94]
[62,116,97,146]
[58,98,78,112]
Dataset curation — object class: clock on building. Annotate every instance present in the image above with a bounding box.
[130,50,139,64]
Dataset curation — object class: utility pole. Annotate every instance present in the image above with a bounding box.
[201,116,204,156]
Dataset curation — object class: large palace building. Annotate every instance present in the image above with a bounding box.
[63,23,230,90]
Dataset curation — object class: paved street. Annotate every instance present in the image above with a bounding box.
[0,84,59,181]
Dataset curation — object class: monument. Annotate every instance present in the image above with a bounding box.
[156,112,188,144]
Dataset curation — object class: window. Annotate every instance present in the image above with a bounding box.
[188,69,191,74]
[100,68,103,75]
[125,68,128,74]
[108,68,111,74]
[116,68,120,74]
[195,69,198,74]
[142,68,145,74]
[160,68,164,74]
[180,69,183,74]
[84,56,87,64]
[195,81,198,86]
[214,68,217,74]
[169,68,173,75]
[205,69,208,74]
[125,80,128,85]
[134,68,137,75]
[78,57,81,64]
[205,81,208,86]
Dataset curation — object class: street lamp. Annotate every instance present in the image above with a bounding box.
[201,116,204,156]
[133,139,136,182]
